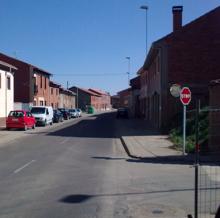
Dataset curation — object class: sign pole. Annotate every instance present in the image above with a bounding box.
[183,105,186,155]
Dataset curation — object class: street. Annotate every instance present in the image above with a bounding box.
[0,112,194,218]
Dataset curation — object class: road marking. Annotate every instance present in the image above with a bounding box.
[14,160,36,174]
[60,138,69,144]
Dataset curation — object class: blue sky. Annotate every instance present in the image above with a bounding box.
[1,0,219,95]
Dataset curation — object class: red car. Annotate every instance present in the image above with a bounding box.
[6,110,36,131]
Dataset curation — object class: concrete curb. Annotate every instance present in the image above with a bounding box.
[120,136,140,159]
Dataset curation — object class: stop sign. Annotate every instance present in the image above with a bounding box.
[180,87,191,105]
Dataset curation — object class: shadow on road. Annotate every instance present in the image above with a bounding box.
[47,112,161,139]
[59,187,197,204]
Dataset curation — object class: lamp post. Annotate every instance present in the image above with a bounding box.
[140,5,149,53]
[126,56,131,86]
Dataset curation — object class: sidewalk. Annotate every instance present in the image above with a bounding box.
[117,118,188,161]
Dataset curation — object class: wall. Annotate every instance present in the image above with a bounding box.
[209,83,220,152]
[0,54,30,103]
[0,70,14,117]
[33,73,50,106]
[49,86,59,108]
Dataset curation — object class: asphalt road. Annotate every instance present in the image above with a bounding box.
[0,112,194,218]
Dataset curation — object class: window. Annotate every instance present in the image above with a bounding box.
[7,76,11,90]
[45,77,47,89]
[56,88,58,95]
[51,88,53,95]
[45,101,47,106]
[40,101,44,106]
[40,76,42,88]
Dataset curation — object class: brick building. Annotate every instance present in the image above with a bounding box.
[89,88,111,111]
[117,88,132,108]
[69,86,101,111]
[111,95,120,109]
[49,81,60,109]
[209,80,220,152]
[0,53,51,110]
[130,76,141,117]
[59,88,76,109]
[140,6,220,130]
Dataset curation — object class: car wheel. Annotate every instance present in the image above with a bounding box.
[6,127,10,131]
[32,124,36,129]
[43,120,47,126]
[50,121,53,125]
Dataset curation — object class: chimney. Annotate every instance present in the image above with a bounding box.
[172,6,183,32]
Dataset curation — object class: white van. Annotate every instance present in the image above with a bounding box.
[31,106,53,126]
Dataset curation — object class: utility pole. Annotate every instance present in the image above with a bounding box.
[126,57,131,86]
[140,5,149,54]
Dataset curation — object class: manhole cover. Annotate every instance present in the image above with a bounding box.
[152,209,164,214]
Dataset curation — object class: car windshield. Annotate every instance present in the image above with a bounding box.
[9,111,24,117]
[31,107,46,114]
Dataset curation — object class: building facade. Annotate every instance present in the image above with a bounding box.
[59,88,76,109]
[0,61,16,118]
[209,80,220,152]
[117,88,132,109]
[141,6,220,130]
[0,53,51,110]
[69,86,101,111]
[111,95,120,109]
[130,76,141,118]
[89,89,111,111]
[49,81,60,109]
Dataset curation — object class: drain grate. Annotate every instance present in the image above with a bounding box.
[152,209,164,214]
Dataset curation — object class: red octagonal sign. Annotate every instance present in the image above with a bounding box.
[180,87,191,105]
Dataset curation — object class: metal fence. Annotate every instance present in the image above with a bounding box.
[196,108,220,218]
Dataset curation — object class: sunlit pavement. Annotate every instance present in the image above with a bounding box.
[0,112,194,218]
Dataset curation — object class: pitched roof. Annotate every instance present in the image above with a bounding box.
[89,88,109,96]
[0,52,51,76]
[0,60,17,70]
[144,6,220,69]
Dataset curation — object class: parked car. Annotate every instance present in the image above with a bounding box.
[69,109,78,118]
[6,110,36,131]
[116,108,129,119]
[53,110,64,123]
[76,108,82,117]
[58,108,70,120]
[31,106,53,126]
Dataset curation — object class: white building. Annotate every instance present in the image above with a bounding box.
[0,61,17,118]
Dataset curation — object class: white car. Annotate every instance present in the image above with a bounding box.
[31,106,53,126]
[76,109,82,117]
[69,109,78,118]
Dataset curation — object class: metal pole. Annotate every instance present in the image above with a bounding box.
[140,5,148,54]
[145,8,148,53]
[126,57,130,86]
[183,105,186,155]
[77,87,78,108]
[194,99,200,218]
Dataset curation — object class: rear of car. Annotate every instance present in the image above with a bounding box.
[58,109,70,120]
[53,110,63,123]
[69,109,78,118]
[76,108,82,117]
[116,108,129,119]
[6,110,36,130]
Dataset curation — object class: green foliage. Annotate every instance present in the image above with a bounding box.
[169,109,209,153]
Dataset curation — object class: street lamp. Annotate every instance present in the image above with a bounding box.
[140,5,149,54]
[125,57,131,86]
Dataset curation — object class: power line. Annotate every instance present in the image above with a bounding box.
[53,73,136,77]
